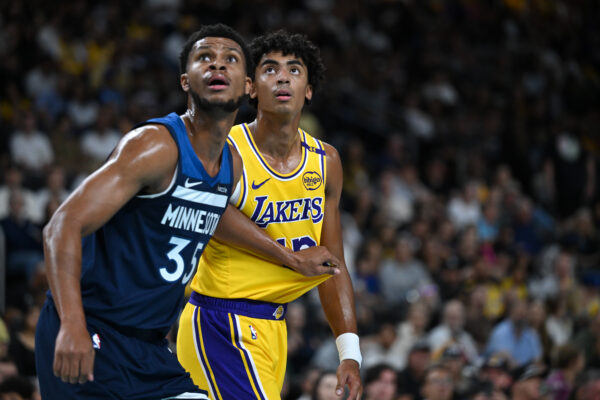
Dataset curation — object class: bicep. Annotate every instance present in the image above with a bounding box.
[52,126,176,236]
[57,161,145,236]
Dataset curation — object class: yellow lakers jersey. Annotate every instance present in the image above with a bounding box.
[189,124,331,303]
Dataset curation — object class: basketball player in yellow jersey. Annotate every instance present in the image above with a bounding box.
[177,31,363,399]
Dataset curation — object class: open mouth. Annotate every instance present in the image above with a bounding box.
[275,89,292,101]
[207,75,229,91]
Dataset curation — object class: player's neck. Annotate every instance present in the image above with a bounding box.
[251,111,301,159]
[183,109,236,174]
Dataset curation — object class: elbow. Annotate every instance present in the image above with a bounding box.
[43,209,74,247]
[42,215,59,248]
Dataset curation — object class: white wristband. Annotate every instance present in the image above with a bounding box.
[335,333,362,368]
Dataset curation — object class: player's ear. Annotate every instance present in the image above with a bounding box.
[245,76,252,96]
[249,79,258,100]
[305,84,313,103]
[180,73,190,92]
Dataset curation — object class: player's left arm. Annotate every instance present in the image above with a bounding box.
[318,143,362,400]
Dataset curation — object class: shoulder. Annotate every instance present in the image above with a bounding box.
[116,124,176,159]
[319,140,340,160]
[320,141,342,179]
[108,124,178,186]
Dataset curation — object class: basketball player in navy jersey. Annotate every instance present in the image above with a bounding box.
[35,24,339,399]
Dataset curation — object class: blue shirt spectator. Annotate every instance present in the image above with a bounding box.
[485,299,542,366]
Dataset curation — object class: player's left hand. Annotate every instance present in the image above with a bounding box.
[335,359,362,399]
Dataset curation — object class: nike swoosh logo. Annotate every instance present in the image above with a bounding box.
[184,178,203,188]
[251,178,271,190]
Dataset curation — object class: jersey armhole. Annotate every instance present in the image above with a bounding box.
[229,179,241,205]
[136,165,178,199]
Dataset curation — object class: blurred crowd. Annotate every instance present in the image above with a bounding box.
[1,0,600,399]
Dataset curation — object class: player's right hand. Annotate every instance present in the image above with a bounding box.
[289,246,341,276]
[53,320,95,384]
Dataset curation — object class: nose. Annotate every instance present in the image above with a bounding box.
[277,69,290,84]
[209,63,226,71]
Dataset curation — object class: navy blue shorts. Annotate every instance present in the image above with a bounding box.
[35,300,208,399]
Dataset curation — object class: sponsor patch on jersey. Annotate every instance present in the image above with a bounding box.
[249,325,258,340]
[273,305,285,320]
[302,171,322,190]
[92,333,101,349]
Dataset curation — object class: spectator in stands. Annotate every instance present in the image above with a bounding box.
[428,299,478,364]
[7,305,38,378]
[447,182,481,231]
[79,106,121,166]
[379,235,433,310]
[311,370,338,400]
[479,353,513,394]
[294,366,322,400]
[389,302,431,371]
[0,375,36,400]
[0,166,35,220]
[420,364,454,400]
[362,363,397,400]
[574,312,600,369]
[573,370,600,400]
[0,190,43,284]
[485,298,542,367]
[8,111,54,186]
[510,363,546,400]
[544,344,585,400]
[30,166,69,224]
[361,323,396,370]
[397,340,432,400]
[437,344,470,398]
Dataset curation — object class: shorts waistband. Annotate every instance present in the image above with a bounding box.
[189,292,287,320]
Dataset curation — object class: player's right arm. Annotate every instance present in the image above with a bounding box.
[212,142,340,277]
[214,205,341,276]
[44,125,178,385]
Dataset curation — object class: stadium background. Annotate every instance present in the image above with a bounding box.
[1,0,600,398]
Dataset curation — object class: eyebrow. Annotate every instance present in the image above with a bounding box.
[195,45,243,55]
[260,59,304,67]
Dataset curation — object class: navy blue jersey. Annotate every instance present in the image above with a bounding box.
[50,112,233,335]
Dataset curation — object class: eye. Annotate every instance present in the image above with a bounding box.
[290,67,300,75]
[197,53,211,62]
[265,66,276,74]
[226,55,238,63]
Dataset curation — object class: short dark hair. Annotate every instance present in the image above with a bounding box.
[179,23,252,76]
[249,30,326,107]
[554,343,582,369]
[311,370,336,399]
[364,363,396,386]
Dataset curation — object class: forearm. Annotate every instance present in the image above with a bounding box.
[214,205,295,265]
[43,215,85,325]
[318,270,358,336]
